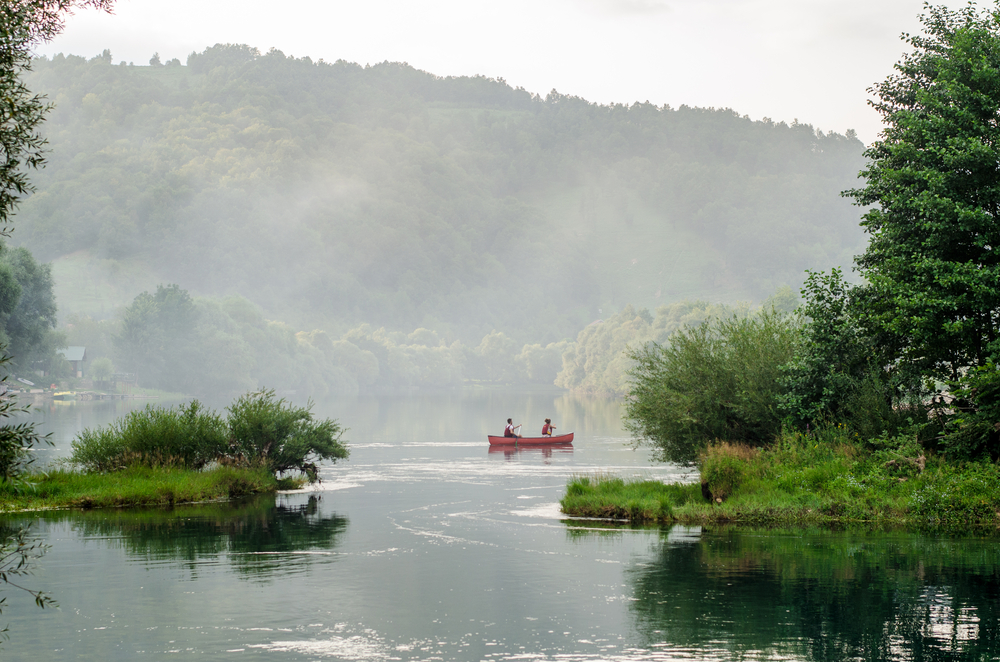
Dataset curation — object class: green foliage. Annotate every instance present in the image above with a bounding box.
[777,268,922,441]
[70,400,228,472]
[17,48,865,343]
[70,391,348,482]
[560,473,698,521]
[847,3,1000,395]
[0,245,60,373]
[939,362,1000,460]
[565,427,1000,526]
[699,443,761,501]
[226,389,347,481]
[624,310,800,463]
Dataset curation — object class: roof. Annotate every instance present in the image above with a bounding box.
[58,346,86,362]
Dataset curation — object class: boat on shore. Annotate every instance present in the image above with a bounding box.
[487,432,574,446]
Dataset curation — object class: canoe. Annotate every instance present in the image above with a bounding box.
[488,432,574,446]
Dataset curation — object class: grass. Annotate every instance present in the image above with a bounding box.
[561,428,1000,527]
[561,472,701,521]
[0,465,305,512]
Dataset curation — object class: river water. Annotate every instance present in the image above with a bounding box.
[2,390,1000,661]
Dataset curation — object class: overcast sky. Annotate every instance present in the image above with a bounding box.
[37,0,972,144]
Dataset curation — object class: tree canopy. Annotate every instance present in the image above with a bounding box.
[848,2,1000,385]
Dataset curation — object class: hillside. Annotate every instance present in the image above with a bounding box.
[17,45,867,344]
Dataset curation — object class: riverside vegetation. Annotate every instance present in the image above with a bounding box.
[0,389,348,511]
[563,3,1000,528]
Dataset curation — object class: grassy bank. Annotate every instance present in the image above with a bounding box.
[562,432,1000,527]
[0,466,303,512]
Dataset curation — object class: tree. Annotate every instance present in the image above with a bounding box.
[848,2,1000,384]
[845,2,1000,455]
[226,389,348,482]
[0,246,58,371]
[624,310,800,464]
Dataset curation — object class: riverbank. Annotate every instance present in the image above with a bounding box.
[0,466,304,512]
[561,434,1000,527]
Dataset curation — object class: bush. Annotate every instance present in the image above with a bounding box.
[71,400,228,472]
[226,389,348,481]
[699,443,760,502]
[624,310,800,463]
[71,391,349,482]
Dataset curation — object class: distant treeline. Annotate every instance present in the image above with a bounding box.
[65,282,794,398]
[67,284,572,397]
[18,45,865,344]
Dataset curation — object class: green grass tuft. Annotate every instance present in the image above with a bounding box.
[560,473,699,522]
[0,465,278,511]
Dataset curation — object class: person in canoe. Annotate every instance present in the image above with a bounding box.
[541,418,556,436]
[504,418,522,438]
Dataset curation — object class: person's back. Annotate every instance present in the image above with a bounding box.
[542,418,555,436]
[504,418,520,438]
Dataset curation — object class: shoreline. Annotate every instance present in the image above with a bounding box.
[0,466,304,513]
[560,438,1000,531]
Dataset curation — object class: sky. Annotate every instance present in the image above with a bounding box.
[37,0,972,144]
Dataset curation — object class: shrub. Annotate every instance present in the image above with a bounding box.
[70,390,348,483]
[699,443,760,501]
[226,389,348,481]
[71,400,228,472]
[625,310,800,463]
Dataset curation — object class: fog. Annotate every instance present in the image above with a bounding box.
[3,45,863,398]
[8,2,962,398]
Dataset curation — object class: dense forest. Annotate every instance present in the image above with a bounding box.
[14,45,866,351]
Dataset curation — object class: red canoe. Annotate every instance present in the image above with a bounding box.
[488,432,574,446]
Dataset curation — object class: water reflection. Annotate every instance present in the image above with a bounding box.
[8,494,348,579]
[487,443,574,460]
[625,526,1000,661]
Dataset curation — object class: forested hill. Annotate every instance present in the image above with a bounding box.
[17,45,866,343]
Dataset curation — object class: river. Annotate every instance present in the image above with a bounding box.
[1,389,998,661]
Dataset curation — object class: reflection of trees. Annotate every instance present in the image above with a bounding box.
[627,527,1000,660]
[25,495,347,579]
[553,394,625,437]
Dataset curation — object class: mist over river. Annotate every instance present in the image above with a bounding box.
[2,389,998,661]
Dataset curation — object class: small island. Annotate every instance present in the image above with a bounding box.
[0,389,347,512]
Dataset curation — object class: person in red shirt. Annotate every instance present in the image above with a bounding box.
[504,418,521,438]
[541,418,556,436]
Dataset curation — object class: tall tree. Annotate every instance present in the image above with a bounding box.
[848,2,1000,385]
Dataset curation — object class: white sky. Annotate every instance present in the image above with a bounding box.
[36,0,972,144]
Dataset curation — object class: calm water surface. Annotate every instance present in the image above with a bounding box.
[2,390,999,661]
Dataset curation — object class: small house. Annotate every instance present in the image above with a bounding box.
[58,346,87,378]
